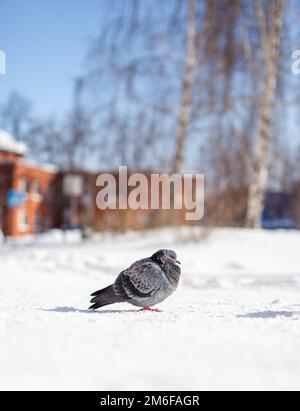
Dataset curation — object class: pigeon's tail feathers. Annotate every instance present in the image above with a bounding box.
[90,285,111,297]
[89,303,100,310]
[89,284,124,310]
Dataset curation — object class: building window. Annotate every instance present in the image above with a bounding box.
[18,209,29,232]
[33,181,43,201]
[35,212,42,233]
[105,213,117,229]
[138,211,150,228]
[0,177,3,197]
[45,215,52,231]
[19,178,30,194]
[45,184,54,202]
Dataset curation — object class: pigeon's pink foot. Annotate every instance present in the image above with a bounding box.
[140,307,161,312]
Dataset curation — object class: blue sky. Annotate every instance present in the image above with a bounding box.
[0,0,104,116]
[1,0,299,162]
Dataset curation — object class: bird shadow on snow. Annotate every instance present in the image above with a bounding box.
[39,306,141,315]
[237,310,300,319]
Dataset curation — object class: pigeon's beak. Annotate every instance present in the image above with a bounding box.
[176,260,181,265]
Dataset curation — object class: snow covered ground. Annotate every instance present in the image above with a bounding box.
[1,227,300,391]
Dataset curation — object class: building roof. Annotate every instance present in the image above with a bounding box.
[0,129,28,156]
[25,160,58,173]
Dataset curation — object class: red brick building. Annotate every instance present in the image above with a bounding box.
[0,130,160,237]
[0,130,58,236]
[0,129,203,237]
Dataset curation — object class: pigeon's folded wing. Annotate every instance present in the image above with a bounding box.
[114,261,163,299]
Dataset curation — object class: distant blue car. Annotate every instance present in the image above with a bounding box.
[263,192,295,230]
[262,218,295,230]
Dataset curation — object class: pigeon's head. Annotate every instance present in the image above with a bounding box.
[151,249,181,267]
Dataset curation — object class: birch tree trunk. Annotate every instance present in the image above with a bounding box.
[172,0,197,173]
[246,0,287,228]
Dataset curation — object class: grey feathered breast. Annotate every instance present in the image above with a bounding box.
[113,259,164,300]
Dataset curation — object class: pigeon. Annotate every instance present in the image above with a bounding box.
[89,249,181,312]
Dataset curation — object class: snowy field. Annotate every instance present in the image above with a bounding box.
[1,227,300,391]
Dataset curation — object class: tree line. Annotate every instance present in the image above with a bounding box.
[1,0,300,228]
